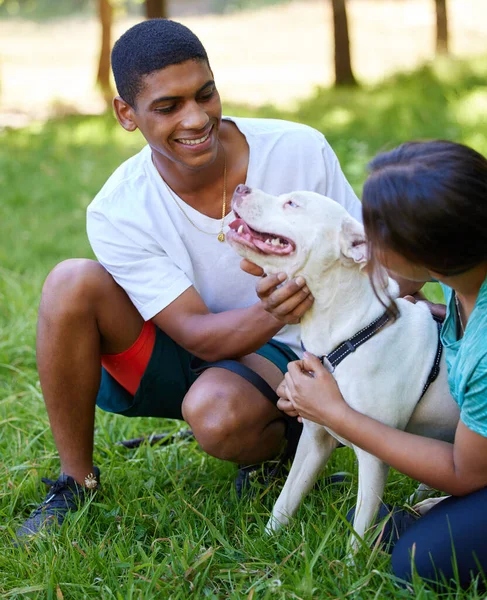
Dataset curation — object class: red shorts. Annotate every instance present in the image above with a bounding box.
[101,321,156,396]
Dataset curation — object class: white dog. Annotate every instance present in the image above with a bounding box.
[227,185,459,549]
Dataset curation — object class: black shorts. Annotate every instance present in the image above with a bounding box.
[96,326,299,420]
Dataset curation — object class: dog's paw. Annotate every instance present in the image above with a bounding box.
[413,495,450,516]
[408,482,436,505]
[264,514,287,535]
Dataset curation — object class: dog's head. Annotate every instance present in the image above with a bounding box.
[227,185,367,280]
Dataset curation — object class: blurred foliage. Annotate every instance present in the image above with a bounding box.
[0,0,143,20]
[0,0,292,20]
[226,57,487,195]
[0,0,93,19]
[1,55,486,282]
[209,0,291,14]
[0,113,144,273]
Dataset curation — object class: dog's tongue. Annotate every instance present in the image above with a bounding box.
[229,217,294,255]
[229,218,252,234]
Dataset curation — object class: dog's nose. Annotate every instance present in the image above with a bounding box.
[235,184,251,196]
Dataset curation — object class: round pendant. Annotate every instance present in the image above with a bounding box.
[217,232,225,242]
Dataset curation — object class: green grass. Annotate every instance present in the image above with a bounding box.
[2,57,487,598]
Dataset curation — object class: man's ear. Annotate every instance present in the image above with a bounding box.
[113,96,138,132]
[339,217,368,267]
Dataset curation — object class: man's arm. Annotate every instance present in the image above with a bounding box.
[88,208,313,362]
[152,280,312,362]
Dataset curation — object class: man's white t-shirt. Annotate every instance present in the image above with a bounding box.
[87,117,362,357]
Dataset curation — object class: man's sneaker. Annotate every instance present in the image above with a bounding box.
[15,466,100,540]
[235,459,284,498]
[235,418,303,498]
[235,414,350,498]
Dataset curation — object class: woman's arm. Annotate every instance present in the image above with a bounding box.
[281,354,487,496]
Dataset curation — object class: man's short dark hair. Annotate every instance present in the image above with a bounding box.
[111,19,209,108]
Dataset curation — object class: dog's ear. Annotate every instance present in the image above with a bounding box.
[339,217,367,267]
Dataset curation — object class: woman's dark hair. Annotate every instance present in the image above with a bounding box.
[111,19,209,108]
[362,140,487,314]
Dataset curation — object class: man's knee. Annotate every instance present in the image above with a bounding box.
[41,259,115,317]
[182,385,247,462]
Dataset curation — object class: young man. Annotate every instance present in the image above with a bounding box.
[16,19,362,538]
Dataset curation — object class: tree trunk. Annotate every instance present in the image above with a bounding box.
[96,0,113,108]
[145,0,168,19]
[435,0,449,55]
[331,0,357,87]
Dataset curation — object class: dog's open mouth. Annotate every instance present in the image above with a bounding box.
[228,216,295,255]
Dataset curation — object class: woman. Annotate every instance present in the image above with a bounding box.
[278,140,487,589]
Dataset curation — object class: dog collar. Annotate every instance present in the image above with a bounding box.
[301,312,443,402]
[301,311,390,372]
[420,318,443,400]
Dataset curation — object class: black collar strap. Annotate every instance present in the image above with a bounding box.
[419,318,443,400]
[301,312,443,404]
[301,311,390,371]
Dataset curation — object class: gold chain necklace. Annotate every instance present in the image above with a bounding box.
[163,142,228,242]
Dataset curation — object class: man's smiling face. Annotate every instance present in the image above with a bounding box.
[117,59,223,172]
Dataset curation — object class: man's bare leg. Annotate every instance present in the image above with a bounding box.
[18,258,290,538]
[182,356,288,464]
[36,261,293,483]
[36,258,144,484]
[38,259,287,477]
[39,258,290,474]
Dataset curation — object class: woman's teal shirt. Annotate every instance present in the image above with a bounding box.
[440,276,487,437]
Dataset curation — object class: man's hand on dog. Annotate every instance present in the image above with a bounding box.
[277,353,349,425]
[240,259,314,324]
[404,292,446,321]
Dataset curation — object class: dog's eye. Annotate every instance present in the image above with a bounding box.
[284,200,298,208]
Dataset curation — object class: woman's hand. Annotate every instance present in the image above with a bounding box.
[240,259,313,324]
[279,353,351,426]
